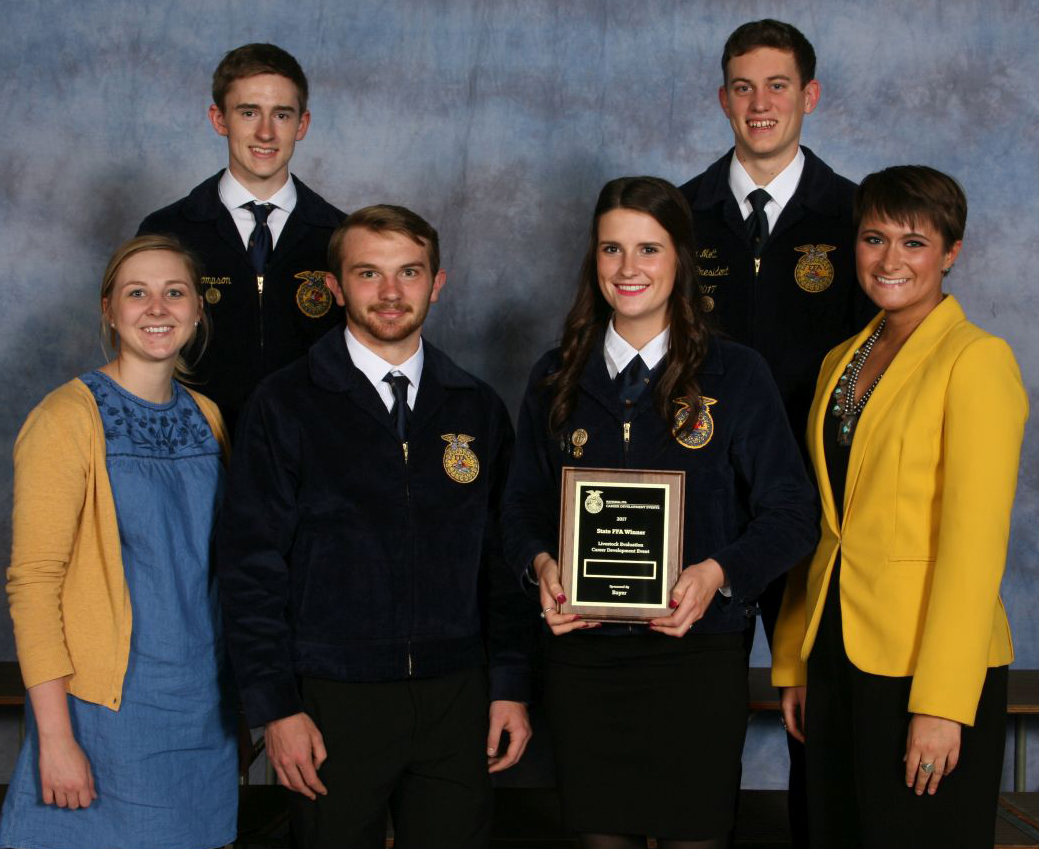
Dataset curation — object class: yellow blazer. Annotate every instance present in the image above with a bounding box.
[772,296,1027,725]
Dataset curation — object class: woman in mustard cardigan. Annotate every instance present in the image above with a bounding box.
[1,235,237,849]
[772,166,1028,848]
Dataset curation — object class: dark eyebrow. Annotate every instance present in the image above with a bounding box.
[729,74,792,85]
[235,102,297,114]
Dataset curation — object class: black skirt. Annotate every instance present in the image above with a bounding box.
[543,630,747,839]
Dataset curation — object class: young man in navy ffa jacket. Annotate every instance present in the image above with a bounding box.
[138,43,345,434]
[679,19,874,848]
[217,205,532,849]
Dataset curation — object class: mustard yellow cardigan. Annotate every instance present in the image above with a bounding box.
[772,297,1027,725]
[7,377,228,710]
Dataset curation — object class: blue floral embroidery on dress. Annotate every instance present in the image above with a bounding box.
[81,372,217,458]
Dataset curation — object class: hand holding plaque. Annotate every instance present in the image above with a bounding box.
[555,467,684,623]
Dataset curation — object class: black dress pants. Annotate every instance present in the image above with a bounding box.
[805,567,1007,849]
[290,667,492,849]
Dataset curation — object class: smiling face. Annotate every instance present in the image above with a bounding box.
[856,214,962,325]
[208,73,310,198]
[719,47,819,181]
[326,226,446,362]
[104,250,203,369]
[596,208,678,346]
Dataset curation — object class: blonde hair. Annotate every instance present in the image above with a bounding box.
[100,234,210,382]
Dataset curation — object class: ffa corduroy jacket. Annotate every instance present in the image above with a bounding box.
[680,147,876,452]
[502,337,820,635]
[138,171,346,434]
[216,327,531,727]
[772,296,1028,726]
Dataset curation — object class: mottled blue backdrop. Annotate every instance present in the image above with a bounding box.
[1,0,1036,790]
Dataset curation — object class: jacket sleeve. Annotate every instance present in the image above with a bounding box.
[7,399,89,688]
[709,354,821,602]
[483,394,536,703]
[216,388,304,727]
[501,356,560,579]
[908,337,1027,724]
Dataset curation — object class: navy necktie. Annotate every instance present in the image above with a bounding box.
[745,188,771,257]
[616,355,650,418]
[244,201,274,274]
[384,373,411,441]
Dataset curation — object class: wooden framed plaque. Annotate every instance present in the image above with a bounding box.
[556,466,684,623]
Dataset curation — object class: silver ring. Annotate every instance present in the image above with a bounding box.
[919,762,935,774]
[780,718,787,729]
[540,607,555,619]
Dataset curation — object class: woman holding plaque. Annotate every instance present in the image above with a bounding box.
[0,235,238,849]
[771,166,1028,849]
[502,176,818,848]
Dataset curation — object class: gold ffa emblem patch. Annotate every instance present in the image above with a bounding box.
[442,434,480,484]
[794,245,835,293]
[673,397,717,450]
[294,271,333,318]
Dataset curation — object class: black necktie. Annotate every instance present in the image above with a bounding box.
[616,355,650,417]
[244,201,274,274]
[384,373,410,441]
[745,188,771,257]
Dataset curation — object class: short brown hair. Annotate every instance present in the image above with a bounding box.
[212,43,309,113]
[854,166,967,251]
[100,234,209,382]
[722,19,816,87]
[327,205,442,277]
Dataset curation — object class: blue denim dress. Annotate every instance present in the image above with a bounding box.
[0,372,237,849]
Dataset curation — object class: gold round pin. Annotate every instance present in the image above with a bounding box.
[571,428,589,447]
[205,287,221,305]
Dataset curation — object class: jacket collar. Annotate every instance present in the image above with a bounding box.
[811,295,968,528]
[687,146,844,242]
[179,171,340,263]
[576,331,724,422]
[308,326,478,435]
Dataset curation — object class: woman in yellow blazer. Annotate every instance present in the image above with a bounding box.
[772,165,1028,849]
[1,235,238,849]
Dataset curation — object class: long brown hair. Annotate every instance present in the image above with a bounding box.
[545,176,711,438]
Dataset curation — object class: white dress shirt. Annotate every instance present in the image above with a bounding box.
[217,170,297,250]
[603,321,670,380]
[728,147,805,233]
[344,327,423,413]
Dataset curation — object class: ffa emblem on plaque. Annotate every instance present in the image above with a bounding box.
[294,271,334,318]
[794,245,836,293]
[442,434,480,483]
[584,490,604,514]
[673,396,717,450]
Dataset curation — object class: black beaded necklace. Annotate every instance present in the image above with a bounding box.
[830,318,887,447]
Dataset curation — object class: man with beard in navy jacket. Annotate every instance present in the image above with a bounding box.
[138,43,345,435]
[217,205,532,849]
[679,19,874,848]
